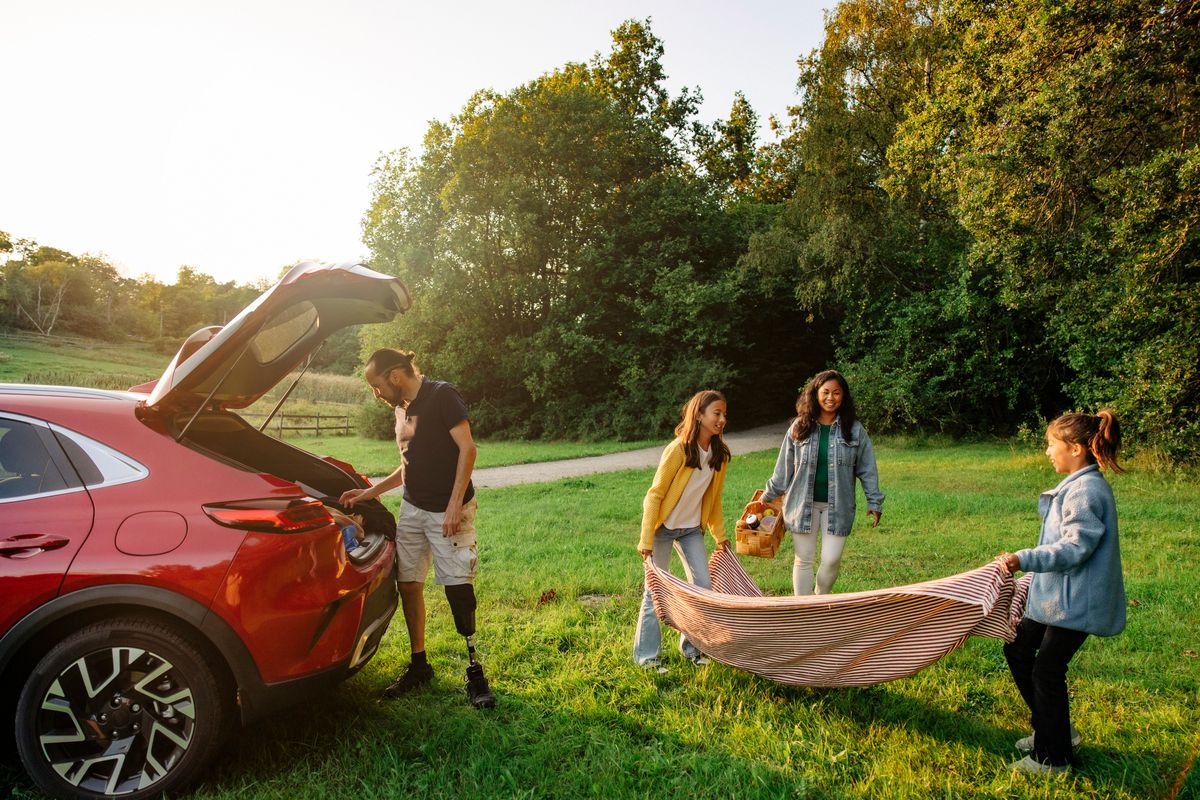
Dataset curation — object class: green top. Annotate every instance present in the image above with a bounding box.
[813,423,831,503]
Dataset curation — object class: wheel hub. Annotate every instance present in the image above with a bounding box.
[32,646,197,795]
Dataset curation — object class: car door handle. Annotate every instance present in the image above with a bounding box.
[0,534,71,556]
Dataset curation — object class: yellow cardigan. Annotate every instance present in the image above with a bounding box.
[639,437,729,551]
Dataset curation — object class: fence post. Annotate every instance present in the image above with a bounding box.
[316,412,322,436]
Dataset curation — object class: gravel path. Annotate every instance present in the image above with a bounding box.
[372,421,789,493]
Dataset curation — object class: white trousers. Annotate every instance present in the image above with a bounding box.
[791,501,847,595]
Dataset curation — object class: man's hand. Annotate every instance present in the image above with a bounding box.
[639,548,653,558]
[443,497,464,537]
[716,540,730,551]
[339,488,373,507]
[868,510,881,528]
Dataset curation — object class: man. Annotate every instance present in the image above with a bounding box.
[340,348,495,709]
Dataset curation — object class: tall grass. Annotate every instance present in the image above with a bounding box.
[7,441,1190,799]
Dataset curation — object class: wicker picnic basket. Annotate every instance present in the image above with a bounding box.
[734,489,785,558]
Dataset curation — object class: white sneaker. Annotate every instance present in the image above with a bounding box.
[1009,755,1070,775]
[1015,726,1081,753]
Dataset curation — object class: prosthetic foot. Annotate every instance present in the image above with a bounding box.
[465,662,496,709]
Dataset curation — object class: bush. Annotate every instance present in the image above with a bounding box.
[355,400,396,440]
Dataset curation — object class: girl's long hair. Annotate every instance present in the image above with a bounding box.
[791,369,857,444]
[675,390,730,471]
[1048,409,1124,473]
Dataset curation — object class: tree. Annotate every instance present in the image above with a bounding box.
[362,21,818,438]
[894,0,1200,458]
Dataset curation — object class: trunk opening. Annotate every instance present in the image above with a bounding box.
[161,409,396,554]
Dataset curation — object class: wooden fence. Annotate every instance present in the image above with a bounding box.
[239,412,352,437]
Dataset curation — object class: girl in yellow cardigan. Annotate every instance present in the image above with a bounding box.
[634,390,731,671]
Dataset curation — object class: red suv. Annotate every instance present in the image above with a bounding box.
[0,262,410,799]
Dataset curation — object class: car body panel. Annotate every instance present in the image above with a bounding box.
[0,483,96,634]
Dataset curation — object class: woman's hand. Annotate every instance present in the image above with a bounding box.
[639,548,653,558]
[716,540,730,551]
[868,510,881,528]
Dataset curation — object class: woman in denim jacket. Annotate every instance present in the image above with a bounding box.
[761,370,884,595]
[998,410,1125,775]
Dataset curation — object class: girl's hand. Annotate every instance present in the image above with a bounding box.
[997,553,1021,574]
[639,548,653,558]
[868,510,881,528]
[716,540,730,551]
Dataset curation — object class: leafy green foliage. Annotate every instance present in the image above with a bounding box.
[362,21,825,440]
[744,0,1199,461]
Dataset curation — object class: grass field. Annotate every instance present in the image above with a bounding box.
[9,440,1191,800]
[0,336,164,385]
[3,339,1197,798]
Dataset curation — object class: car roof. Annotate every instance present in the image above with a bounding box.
[0,384,145,402]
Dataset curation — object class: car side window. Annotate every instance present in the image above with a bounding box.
[51,427,148,488]
[0,419,72,500]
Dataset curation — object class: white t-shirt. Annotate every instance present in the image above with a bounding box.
[662,445,714,530]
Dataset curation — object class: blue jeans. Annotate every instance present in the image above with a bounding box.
[633,525,711,664]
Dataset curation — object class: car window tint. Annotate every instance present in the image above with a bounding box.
[52,429,147,487]
[250,301,318,364]
[0,419,71,499]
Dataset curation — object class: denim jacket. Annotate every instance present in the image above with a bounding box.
[1017,464,1125,637]
[761,418,884,537]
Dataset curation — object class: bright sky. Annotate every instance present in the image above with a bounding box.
[1,0,830,286]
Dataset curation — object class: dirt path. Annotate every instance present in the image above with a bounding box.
[474,421,789,488]
[373,421,789,493]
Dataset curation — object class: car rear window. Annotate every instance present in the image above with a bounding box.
[250,301,318,364]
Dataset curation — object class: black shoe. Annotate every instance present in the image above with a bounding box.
[465,663,495,709]
[382,662,434,699]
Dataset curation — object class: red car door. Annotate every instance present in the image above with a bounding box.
[0,416,96,633]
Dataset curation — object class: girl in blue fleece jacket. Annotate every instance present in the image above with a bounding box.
[998,410,1125,775]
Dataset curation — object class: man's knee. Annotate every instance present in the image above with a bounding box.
[444,583,476,637]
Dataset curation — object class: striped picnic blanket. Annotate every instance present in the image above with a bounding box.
[645,547,1031,687]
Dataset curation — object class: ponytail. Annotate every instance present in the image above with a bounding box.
[1091,409,1124,473]
[1048,409,1124,473]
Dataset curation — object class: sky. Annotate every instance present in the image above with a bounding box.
[1,0,831,286]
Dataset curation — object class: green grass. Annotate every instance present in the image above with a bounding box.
[10,440,1190,800]
[0,336,164,385]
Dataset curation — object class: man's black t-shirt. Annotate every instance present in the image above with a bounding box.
[397,377,475,512]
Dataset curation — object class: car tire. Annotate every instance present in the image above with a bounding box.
[15,618,228,800]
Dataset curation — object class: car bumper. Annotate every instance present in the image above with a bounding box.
[238,552,398,724]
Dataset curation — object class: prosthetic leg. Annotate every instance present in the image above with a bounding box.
[445,583,495,708]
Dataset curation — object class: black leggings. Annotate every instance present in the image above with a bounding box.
[1003,618,1089,765]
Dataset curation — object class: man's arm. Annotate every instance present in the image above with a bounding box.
[339,464,404,507]
[442,419,477,536]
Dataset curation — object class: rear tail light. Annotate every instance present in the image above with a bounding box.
[202,498,334,534]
